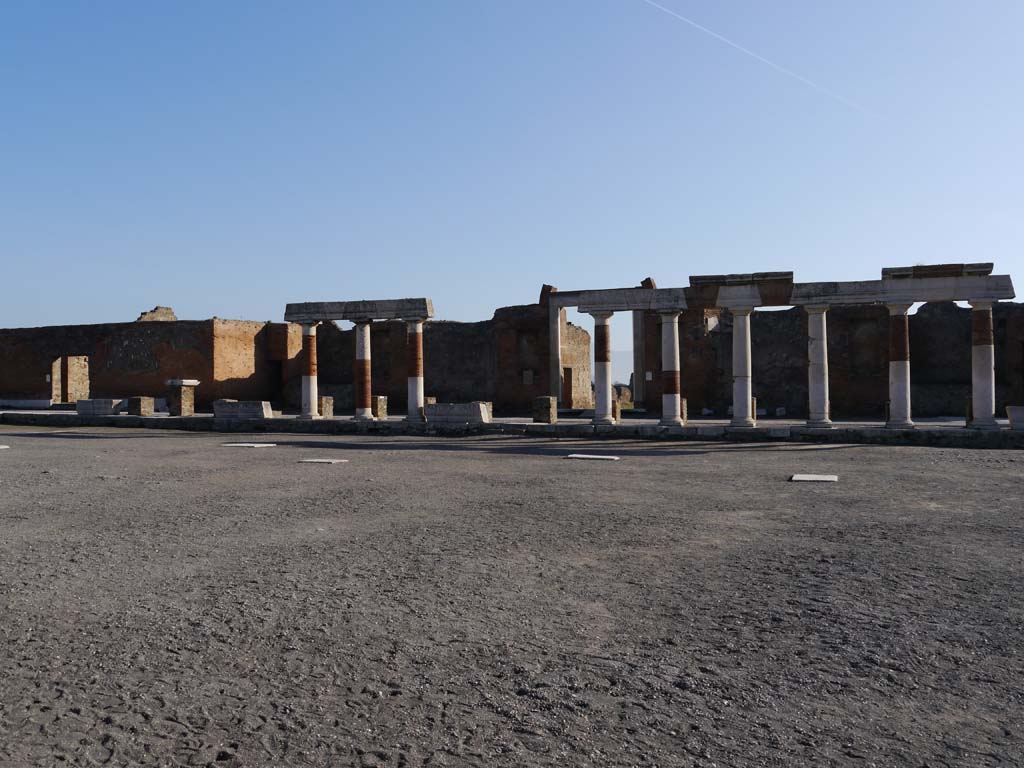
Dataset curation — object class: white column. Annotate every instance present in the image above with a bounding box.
[354,321,374,421]
[806,306,832,427]
[730,308,755,428]
[549,303,562,403]
[406,318,426,422]
[591,311,614,425]
[300,323,320,420]
[659,311,683,426]
[886,303,914,428]
[969,300,997,430]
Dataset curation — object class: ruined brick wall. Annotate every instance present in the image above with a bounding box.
[560,316,592,409]
[211,319,287,404]
[0,321,215,403]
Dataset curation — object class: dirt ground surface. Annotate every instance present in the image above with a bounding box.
[1,426,1022,767]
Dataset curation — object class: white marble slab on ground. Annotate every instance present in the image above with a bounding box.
[790,474,838,482]
[0,445,9,450]
[297,458,349,464]
[566,454,620,461]
[221,443,277,448]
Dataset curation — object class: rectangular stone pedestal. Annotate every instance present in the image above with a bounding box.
[319,396,334,419]
[533,396,557,424]
[166,379,199,417]
[127,397,155,416]
[371,396,387,420]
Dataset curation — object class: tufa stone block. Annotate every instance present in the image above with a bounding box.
[166,380,199,417]
[371,396,387,419]
[533,396,557,424]
[318,395,334,419]
[126,396,155,417]
[75,399,120,416]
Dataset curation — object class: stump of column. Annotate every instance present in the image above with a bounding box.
[730,308,756,428]
[405,318,426,422]
[886,304,914,428]
[591,311,614,425]
[969,301,998,430]
[805,306,833,428]
[354,321,374,421]
[300,323,320,420]
[659,311,683,426]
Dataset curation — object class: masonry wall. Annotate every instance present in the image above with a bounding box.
[0,321,215,404]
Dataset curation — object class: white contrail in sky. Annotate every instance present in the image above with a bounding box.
[640,0,873,115]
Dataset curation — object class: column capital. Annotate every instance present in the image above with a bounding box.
[886,303,912,316]
[658,309,681,319]
[969,300,994,311]
[730,306,755,317]
[403,316,429,324]
[589,310,614,323]
[804,305,829,315]
[301,321,320,332]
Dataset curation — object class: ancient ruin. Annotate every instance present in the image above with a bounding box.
[0,264,1020,436]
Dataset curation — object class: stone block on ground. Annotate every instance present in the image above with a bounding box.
[126,396,155,417]
[318,396,334,419]
[424,402,492,424]
[612,401,622,424]
[166,379,199,417]
[213,399,273,419]
[533,396,557,424]
[1008,406,1024,431]
[371,396,387,420]
[75,399,121,416]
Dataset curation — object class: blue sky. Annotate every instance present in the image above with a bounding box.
[2,1,1022,374]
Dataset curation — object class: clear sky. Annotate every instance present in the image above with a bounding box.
[2,1,1022,374]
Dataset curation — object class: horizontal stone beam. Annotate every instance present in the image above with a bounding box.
[791,275,1015,306]
[575,287,687,313]
[881,263,993,279]
[284,298,435,323]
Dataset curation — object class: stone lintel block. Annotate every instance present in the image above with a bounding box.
[285,298,434,324]
[882,263,993,279]
[424,402,492,424]
[533,396,557,424]
[212,399,273,419]
[75,399,121,416]
[576,287,687,314]
[791,274,1015,306]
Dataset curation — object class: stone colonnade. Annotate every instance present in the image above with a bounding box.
[285,299,435,422]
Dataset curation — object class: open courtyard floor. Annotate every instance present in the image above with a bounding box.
[0,427,1022,766]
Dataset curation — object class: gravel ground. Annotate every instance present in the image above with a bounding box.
[0,426,1022,767]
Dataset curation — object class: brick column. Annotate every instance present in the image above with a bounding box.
[300,323,320,420]
[406,318,426,422]
[805,306,832,427]
[969,300,997,430]
[730,308,755,428]
[591,311,614,425]
[354,321,374,421]
[886,303,914,428]
[659,311,683,426]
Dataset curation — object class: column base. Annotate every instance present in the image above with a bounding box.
[729,418,756,429]
[968,419,1000,431]
[297,414,322,421]
[805,419,833,429]
[885,420,915,429]
[354,412,375,422]
[592,416,615,426]
[659,417,683,427]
